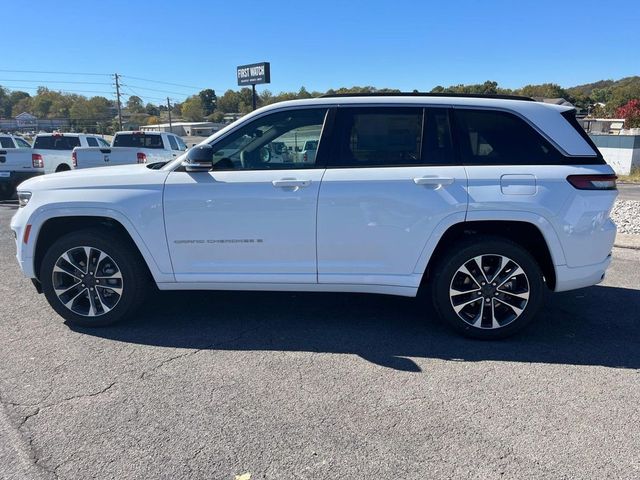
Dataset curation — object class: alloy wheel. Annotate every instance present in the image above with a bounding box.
[51,246,123,317]
[449,254,530,329]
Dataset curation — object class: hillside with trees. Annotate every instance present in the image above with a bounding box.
[1,76,639,133]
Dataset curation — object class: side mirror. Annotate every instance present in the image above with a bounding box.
[183,144,213,172]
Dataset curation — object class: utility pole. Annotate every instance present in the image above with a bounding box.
[114,73,123,131]
[252,84,257,111]
[166,97,172,134]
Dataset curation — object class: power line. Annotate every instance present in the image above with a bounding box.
[0,69,110,76]
[122,83,197,97]
[120,85,167,103]
[0,79,111,85]
[0,85,114,95]
[121,75,206,90]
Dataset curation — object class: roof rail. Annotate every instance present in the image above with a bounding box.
[319,92,536,102]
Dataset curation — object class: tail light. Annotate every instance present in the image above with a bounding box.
[137,152,147,164]
[71,151,77,168]
[567,174,617,190]
[303,152,308,162]
[32,153,43,168]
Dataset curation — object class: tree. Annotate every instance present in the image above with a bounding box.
[198,89,217,116]
[11,97,33,117]
[517,83,569,100]
[217,89,240,113]
[615,99,640,128]
[126,95,145,114]
[1,90,30,117]
[181,95,204,121]
[145,103,160,116]
[430,81,502,95]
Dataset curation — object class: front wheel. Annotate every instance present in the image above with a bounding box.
[40,228,149,327]
[431,236,545,339]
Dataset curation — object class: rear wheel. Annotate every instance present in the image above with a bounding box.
[55,164,71,172]
[40,229,149,327]
[431,236,545,339]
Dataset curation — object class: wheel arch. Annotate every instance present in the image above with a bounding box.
[420,220,558,291]
[32,214,169,284]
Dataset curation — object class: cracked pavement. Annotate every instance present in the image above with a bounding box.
[0,203,639,479]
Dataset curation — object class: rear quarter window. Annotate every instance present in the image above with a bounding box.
[113,133,164,149]
[452,109,565,165]
[33,136,81,150]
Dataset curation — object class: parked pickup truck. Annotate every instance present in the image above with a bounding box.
[72,131,188,170]
[0,134,41,200]
[33,133,109,174]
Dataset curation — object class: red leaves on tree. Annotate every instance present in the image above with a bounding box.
[615,99,640,128]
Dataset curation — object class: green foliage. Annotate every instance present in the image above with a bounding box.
[126,96,145,114]
[431,81,505,95]
[1,76,638,131]
[145,103,160,116]
[198,89,217,116]
[516,83,568,99]
[181,95,204,122]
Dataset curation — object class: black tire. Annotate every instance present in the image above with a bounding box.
[40,228,149,327]
[55,164,71,172]
[0,183,14,201]
[431,235,545,339]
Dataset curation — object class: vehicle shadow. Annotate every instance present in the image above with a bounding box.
[0,200,18,210]
[71,285,640,372]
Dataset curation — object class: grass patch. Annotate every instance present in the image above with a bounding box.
[619,168,640,183]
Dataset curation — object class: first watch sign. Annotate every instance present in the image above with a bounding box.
[236,62,271,86]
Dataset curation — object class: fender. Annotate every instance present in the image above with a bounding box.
[23,204,175,283]
[464,210,567,266]
[412,210,567,276]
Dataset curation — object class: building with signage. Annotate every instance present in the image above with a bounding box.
[140,121,224,136]
[0,112,69,132]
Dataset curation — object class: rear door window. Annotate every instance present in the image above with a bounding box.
[453,109,563,165]
[113,133,165,149]
[33,136,81,150]
[86,137,99,147]
[329,107,424,167]
[0,137,15,148]
[15,138,31,148]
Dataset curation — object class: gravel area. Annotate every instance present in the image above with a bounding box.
[612,200,640,235]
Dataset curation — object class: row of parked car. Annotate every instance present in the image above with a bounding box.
[0,131,189,199]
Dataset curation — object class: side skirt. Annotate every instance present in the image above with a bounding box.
[156,282,418,297]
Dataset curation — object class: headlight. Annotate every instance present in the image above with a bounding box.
[17,191,32,207]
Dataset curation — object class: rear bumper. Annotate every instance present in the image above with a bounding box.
[554,254,612,292]
[0,171,43,190]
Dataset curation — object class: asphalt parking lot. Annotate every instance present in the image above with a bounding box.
[0,202,638,480]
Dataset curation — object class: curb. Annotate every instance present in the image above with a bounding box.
[614,233,640,250]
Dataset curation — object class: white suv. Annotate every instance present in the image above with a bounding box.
[11,94,618,338]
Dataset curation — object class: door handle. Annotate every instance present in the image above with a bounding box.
[272,179,311,188]
[413,176,455,186]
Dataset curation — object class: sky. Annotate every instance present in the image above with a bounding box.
[2,0,639,104]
